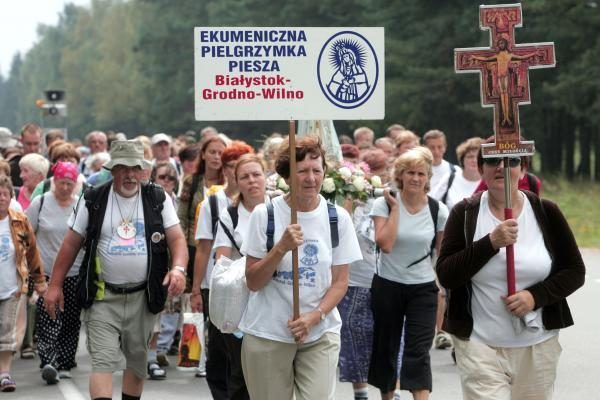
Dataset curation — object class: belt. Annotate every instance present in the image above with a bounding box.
[104,282,146,295]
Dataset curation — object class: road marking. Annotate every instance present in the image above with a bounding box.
[58,380,87,400]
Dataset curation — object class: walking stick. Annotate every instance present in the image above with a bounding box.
[288,120,300,319]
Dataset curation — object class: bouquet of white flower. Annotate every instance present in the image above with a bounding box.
[276,161,384,205]
[320,161,384,204]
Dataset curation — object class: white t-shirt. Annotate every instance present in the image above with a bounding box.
[239,195,362,343]
[9,199,22,212]
[0,216,17,300]
[69,186,179,284]
[27,193,84,277]
[349,199,376,288]
[370,196,448,284]
[194,190,231,289]
[445,173,480,210]
[471,191,556,347]
[213,197,270,258]
[430,160,462,201]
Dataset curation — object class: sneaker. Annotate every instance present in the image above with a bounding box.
[58,370,72,379]
[434,331,452,349]
[147,362,167,380]
[195,369,207,378]
[42,364,60,385]
[393,389,402,400]
[156,353,170,367]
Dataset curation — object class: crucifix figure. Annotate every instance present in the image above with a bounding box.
[455,3,555,156]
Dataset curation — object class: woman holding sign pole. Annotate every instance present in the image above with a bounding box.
[436,137,585,399]
[239,136,361,400]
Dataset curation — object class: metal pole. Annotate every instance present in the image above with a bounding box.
[503,157,516,295]
[288,120,300,319]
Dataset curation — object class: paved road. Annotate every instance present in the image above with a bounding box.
[8,249,598,399]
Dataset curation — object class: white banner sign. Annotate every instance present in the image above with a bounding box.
[194,27,385,121]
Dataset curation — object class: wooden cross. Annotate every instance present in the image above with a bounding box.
[455,3,555,157]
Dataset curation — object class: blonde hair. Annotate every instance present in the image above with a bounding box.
[456,137,483,167]
[394,130,420,148]
[393,146,433,193]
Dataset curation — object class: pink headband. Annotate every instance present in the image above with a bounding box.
[52,161,78,183]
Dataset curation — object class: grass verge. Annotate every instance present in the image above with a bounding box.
[541,176,600,248]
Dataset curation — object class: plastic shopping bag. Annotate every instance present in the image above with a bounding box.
[209,256,249,333]
[177,312,204,370]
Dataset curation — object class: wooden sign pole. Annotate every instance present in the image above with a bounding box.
[455,4,555,295]
[288,120,300,320]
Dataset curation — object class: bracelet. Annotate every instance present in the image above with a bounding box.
[172,265,187,277]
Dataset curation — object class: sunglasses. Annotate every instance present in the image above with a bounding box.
[157,174,178,182]
[482,157,521,168]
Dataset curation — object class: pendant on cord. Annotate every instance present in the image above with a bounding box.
[117,219,136,239]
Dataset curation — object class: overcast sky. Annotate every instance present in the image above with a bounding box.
[0,0,91,77]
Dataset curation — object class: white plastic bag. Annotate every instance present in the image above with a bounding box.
[177,312,204,370]
[209,255,249,333]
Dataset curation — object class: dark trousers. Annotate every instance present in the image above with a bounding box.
[223,334,249,400]
[202,289,230,400]
[368,275,438,393]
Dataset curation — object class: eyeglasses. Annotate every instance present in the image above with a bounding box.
[157,174,178,182]
[482,157,521,168]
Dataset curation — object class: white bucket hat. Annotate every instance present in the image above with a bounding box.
[0,127,18,149]
[103,140,152,170]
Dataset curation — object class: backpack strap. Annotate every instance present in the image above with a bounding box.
[209,194,219,237]
[42,178,51,194]
[327,202,339,248]
[219,205,241,254]
[35,192,48,234]
[266,201,275,253]
[227,204,239,230]
[441,163,456,205]
[427,195,439,252]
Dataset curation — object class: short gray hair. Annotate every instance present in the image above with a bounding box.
[19,153,50,177]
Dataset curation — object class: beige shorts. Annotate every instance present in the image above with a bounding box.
[82,288,158,379]
[0,295,26,352]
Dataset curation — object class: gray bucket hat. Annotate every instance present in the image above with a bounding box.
[103,140,152,170]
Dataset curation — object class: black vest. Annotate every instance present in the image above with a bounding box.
[76,181,169,314]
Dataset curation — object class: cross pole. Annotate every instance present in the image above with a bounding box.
[454,3,555,295]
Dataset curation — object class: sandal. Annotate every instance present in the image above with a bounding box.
[21,347,35,359]
[147,362,167,380]
[0,375,16,392]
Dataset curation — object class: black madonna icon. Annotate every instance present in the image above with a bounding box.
[318,31,379,109]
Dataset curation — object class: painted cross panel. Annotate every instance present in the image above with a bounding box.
[455,3,555,156]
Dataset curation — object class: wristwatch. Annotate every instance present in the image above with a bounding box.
[173,265,187,276]
[317,307,326,321]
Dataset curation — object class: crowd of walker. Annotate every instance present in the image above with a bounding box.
[0,123,585,400]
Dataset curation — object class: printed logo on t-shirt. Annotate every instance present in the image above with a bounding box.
[273,240,318,288]
[300,242,319,266]
[107,219,147,256]
[273,266,317,288]
[0,234,10,262]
